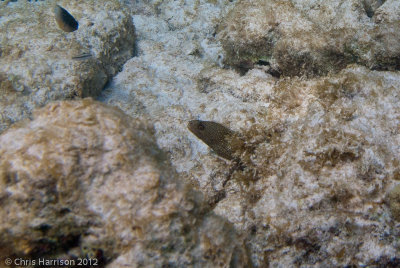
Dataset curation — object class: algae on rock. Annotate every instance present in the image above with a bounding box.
[218,0,400,77]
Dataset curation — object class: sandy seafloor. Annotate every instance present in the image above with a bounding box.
[1,0,400,266]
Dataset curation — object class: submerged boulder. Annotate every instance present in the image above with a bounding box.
[0,99,248,266]
[218,0,400,77]
[0,0,136,133]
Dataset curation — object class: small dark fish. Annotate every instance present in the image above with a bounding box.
[54,5,79,32]
[188,120,237,160]
[71,53,92,60]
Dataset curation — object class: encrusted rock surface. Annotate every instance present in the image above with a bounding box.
[217,0,400,77]
[99,0,400,266]
[0,99,248,267]
[1,0,400,267]
[0,0,135,133]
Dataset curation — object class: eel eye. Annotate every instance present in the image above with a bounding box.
[198,123,205,131]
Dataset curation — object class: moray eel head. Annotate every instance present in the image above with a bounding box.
[188,120,236,160]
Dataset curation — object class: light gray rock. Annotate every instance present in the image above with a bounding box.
[0,0,135,133]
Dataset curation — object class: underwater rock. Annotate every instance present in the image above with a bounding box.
[218,0,400,77]
[0,99,248,266]
[105,53,400,266]
[3,0,399,266]
[97,3,400,264]
[210,65,400,266]
[0,0,136,133]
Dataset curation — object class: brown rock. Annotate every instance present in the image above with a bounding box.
[218,0,400,77]
[0,99,248,266]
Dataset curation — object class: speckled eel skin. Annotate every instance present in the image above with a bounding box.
[188,120,236,160]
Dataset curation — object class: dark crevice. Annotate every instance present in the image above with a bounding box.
[266,68,281,78]
[362,0,386,18]
[256,60,270,66]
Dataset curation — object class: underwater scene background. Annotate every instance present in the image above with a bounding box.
[1,0,400,266]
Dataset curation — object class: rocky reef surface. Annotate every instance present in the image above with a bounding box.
[0,0,135,133]
[0,98,248,266]
[1,0,400,267]
[218,0,400,77]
